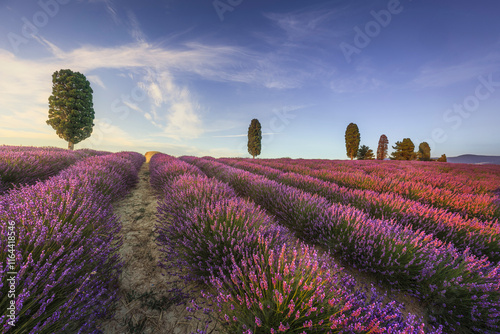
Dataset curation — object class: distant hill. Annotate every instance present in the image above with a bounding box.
[447,154,500,165]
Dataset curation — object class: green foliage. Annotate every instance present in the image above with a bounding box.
[376,134,389,160]
[247,118,262,158]
[418,142,431,161]
[437,154,447,162]
[357,145,375,160]
[345,123,360,160]
[390,138,417,160]
[46,69,95,150]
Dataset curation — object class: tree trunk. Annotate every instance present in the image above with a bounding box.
[68,142,74,150]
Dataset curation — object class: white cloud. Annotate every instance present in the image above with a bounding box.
[121,101,139,113]
[87,75,106,89]
[0,17,324,150]
[0,39,246,145]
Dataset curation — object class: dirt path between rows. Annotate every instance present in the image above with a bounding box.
[98,163,219,334]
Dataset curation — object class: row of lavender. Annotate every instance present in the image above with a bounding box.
[340,160,500,196]
[0,151,144,333]
[217,158,500,263]
[284,159,500,196]
[252,158,500,220]
[181,156,500,333]
[285,159,500,196]
[150,153,431,333]
[0,145,110,195]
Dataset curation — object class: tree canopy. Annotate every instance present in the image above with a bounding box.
[357,145,375,160]
[418,142,431,161]
[390,138,417,160]
[345,123,360,160]
[46,69,94,150]
[437,154,447,162]
[247,118,262,158]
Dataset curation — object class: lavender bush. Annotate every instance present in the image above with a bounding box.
[152,154,431,333]
[218,158,500,262]
[0,151,144,333]
[202,240,434,334]
[151,157,290,283]
[182,156,500,333]
[149,153,203,194]
[251,158,500,221]
[0,145,109,195]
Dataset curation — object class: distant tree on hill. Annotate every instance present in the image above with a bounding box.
[357,145,375,160]
[390,138,417,160]
[345,123,360,160]
[418,142,431,161]
[376,134,389,160]
[247,118,262,158]
[437,154,447,162]
[46,69,95,150]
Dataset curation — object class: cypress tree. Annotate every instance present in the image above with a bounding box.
[345,123,360,160]
[247,118,262,158]
[377,134,389,160]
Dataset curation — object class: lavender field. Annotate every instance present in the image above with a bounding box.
[1,146,500,333]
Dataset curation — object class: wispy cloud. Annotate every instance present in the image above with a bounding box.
[0,39,250,144]
[0,11,329,150]
[412,53,500,88]
[87,75,106,89]
[126,10,146,43]
[88,0,120,24]
[264,8,345,42]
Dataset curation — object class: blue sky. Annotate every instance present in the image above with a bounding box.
[0,0,499,158]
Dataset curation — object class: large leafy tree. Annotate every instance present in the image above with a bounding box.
[390,138,417,160]
[247,118,262,158]
[418,142,431,161]
[357,145,375,160]
[345,123,360,160]
[46,69,95,150]
[376,134,389,160]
